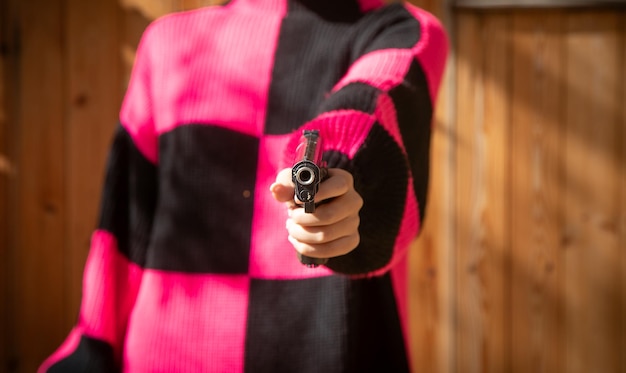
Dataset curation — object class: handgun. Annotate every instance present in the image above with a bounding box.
[292,129,329,267]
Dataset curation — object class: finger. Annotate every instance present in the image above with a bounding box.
[288,232,360,259]
[286,214,360,245]
[270,168,295,203]
[314,168,353,202]
[289,189,363,226]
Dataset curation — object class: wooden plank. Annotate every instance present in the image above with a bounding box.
[14,0,67,371]
[181,0,226,10]
[120,3,152,88]
[563,10,623,373]
[454,10,512,373]
[0,1,10,369]
[64,0,124,334]
[618,11,626,372]
[1,6,6,373]
[120,0,180,20]
[510,10,565,373]
[407,0,446,16]
[454,12,484,373]
[0,1,21,370]
[410,234,442,373]
[480,12,512,373]
[455,0,626,8]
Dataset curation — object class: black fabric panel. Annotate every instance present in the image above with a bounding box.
[345,274,409,372]
[264,7,355,135]
[290,0,362,22]
[323,150,353,171]
[48,335,119,373]
[351,4,421,57]
[244,275,408,373]
[316,82,380,115]
[244,276,349,373]
[388,60,433,222]
[98,125,158,266]
[264,3,422,136]
[148,125,257,273]
[326,124,408,275]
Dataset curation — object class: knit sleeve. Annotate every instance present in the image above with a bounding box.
[39,26,159,373]
[288,4,448,276]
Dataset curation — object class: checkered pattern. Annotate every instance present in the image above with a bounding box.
[40,1,448,372]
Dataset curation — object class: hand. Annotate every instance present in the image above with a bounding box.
[270,168,363,260]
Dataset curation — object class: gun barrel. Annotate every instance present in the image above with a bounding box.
[294,165,317,186]
[291,129,329,267]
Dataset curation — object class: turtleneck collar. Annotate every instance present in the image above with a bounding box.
[236,0,385,19]
[291,0,383,21]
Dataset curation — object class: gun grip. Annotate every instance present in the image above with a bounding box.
[297,252,329,268]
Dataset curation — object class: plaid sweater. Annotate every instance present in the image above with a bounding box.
[40,0,447,371]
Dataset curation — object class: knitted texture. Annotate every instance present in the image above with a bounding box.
[40,0,448,372]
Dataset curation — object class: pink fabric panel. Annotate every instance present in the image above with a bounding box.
[123,271,250,372]
[391,249,412,370]
[240,0,286,11]
[120,2,287,161]
[303,111,375,159]
[37,328,82,373]
[406,4,449,104]
[39,230,144,370]
[149,7,283,138]
[333,49,414,93]
[395,184,420,260]
[282,110,376,168]
[375,92,405,153]
[79,231,144,358]
[249,134,334,279]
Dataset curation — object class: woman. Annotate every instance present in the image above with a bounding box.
[40,0,447,371]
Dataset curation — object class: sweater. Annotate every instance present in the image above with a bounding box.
[40,0,448,371]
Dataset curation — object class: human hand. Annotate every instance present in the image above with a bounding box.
[270,168,363,261]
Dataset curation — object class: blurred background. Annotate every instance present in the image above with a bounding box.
[0,0,624,372]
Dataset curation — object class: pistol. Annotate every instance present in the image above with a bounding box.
[292,130,329,267]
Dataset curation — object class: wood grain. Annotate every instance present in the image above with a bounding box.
[0,1,9,369]
[14,0,67,371]
[510,11,565,373]
[455,12,485,373]
[621,13,626,373]
[454,11,513,373]
[563,11,623,373]
[481,13,512,373]
[621,14,626,373]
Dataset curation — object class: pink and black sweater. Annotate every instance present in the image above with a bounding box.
[40,0,447,371]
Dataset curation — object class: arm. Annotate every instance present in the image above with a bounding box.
[273,4,448,276]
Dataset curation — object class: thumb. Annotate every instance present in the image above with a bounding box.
[270,168,294,203]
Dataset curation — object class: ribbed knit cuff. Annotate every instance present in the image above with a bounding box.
[283,110,375,169]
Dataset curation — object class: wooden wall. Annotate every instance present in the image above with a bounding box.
[410,5,626,373]
[1,0,624,372]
